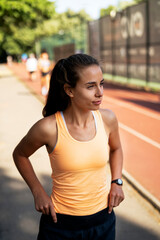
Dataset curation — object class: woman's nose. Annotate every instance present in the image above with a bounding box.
[95,86,103,97]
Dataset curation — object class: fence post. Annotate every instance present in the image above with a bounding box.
[126,7,130,82]
[146,0,150,84]
[110,10,116,79]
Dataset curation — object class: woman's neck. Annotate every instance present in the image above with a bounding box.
[63,106,93,128]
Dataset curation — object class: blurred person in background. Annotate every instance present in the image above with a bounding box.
[38,51,51,96]
[21,53,28,64]
[13,54,124,240]
[7,55,13,66]
[26,53,38,81]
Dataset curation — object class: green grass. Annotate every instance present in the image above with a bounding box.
[103,73,160,92]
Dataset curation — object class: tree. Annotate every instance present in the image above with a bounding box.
[100,5,117,17]
[117,0,147,10]
[40,9,92,58]
[99,0,146,19]
[133,0,147,3]
[0,0,56,61]
[117,1,135,10]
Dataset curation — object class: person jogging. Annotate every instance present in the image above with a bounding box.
[38,51,51,96]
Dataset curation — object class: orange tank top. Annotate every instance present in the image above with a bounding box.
[49,110,109,216]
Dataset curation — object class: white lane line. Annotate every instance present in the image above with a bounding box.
[103,95,160,120]
[119,122,160,149]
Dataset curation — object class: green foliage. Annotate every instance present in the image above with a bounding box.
[117,1,135,10]
[0,1,92,60]
[0,0,56,58]
[133,0,147,3]
[40,9,92,58]
[99,0,146,18]
[60,9,91,52]
[100,5,117,17]
[117,0,147,10]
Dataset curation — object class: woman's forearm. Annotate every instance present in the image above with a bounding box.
[13,147,57,222]
[109,148,123,180]
[13,148,44,196]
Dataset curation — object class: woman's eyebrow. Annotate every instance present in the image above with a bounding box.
[85,81,96,85]
[85,79,104,85]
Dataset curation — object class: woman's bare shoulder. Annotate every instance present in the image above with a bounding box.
[100,108,117,123]
[99,108,118,132]
[13,114,57,157]
[37,114,56,131]
[26,114,57,142]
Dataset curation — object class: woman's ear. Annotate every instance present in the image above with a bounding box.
[64,84,74,97]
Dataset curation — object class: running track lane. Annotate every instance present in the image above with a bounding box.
[102,88,160,201]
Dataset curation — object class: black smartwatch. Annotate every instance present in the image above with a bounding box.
[111,178,123,186]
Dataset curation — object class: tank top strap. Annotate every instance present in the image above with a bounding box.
[55,111,67,133]
[94,110,109,139]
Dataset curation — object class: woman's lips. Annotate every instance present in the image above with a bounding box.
[92,100,102,105]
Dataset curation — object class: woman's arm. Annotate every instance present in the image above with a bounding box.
[13,117,57,222]
[100,109,125,213]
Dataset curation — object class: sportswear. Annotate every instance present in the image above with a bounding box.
[49,110,109,215]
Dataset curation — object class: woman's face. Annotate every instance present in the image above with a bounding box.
[69,65,104,111]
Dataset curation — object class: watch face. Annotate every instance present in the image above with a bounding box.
[117,179,123,185]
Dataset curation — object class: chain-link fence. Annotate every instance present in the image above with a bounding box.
[53,43,75,63]
[88,0,160,84]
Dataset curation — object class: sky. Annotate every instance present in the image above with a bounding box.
[55,0,132,19]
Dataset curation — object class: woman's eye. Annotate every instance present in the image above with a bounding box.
[87,85,94,89]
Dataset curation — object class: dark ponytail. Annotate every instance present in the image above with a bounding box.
[43,54,99,117]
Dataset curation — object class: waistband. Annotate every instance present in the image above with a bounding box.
[41,208,115,230]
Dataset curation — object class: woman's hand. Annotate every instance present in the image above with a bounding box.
[108,183,125,214]
[33,189,57,223]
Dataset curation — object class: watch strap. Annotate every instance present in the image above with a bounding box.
[111,178,123,185]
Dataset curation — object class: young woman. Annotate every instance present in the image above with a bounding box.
[13,54,124,240]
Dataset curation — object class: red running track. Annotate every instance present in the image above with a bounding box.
[102,83,160,202]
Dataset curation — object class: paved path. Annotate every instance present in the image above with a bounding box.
[0,64,160,240]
